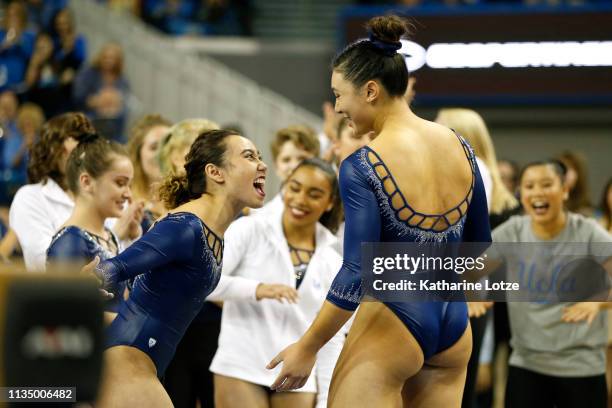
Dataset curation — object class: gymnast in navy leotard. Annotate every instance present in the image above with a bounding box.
[90,129,268,408]
[100,211,223,376]
[45,134,133,314]
[47,225,124,311]
[325,134,490,359]
[268,16,492,407]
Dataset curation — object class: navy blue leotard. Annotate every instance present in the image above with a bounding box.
[47,226,125,312]
[95,212,223,377]
[326,134,492,359]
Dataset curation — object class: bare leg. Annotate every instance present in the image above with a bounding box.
[402,323,472,408]
[214,374,270,408]
[327,302,425,408]
[97,346,174,408]
[270,391,316,408]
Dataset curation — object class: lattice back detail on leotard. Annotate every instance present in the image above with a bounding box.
[202,224,224,266]
[362,133,475,234]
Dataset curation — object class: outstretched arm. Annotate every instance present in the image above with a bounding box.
[268,157,382,391]
[93,216,195,290]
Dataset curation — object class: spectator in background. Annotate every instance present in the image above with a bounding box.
[3,102,45,201]
[141,0,251,36]
[498,158,520,197]
[0,91,23,261]
[24,33,68,116]
[127,114,172,232]
[142,0,198,35]
[0,1,35,91]
[195,0,251,36]
[0,90,26,205]
[556,151,594,216]
[250,125,320,217]
[51,9,86,85]
[597,177,611,233]
[23,0,67,32]
[73,42,130,142]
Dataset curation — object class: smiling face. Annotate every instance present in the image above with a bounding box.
[221,135,268,209]
[283,165,334,229]
[88,155,134,219]
[520,164,568,227]
[331,70,376,136]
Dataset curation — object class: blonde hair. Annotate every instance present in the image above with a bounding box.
[127,114,172,200]
[158,118,220,175]
[92,42,124,76]
[436,108,518,214]
[270,125,320,161]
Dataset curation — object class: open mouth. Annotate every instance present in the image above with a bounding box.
[253,176,266,198]
[289,206,310,218]
[531,200,550,215]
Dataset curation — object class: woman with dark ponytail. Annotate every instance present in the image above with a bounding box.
[268,15,491,406]
[85,129,268,407]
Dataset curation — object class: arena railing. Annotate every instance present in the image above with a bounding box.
[71,0,323,194]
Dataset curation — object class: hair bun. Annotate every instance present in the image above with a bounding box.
[366,15,410,44]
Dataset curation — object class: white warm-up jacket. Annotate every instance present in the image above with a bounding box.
[9,180,74,272]
[208,212,345,405]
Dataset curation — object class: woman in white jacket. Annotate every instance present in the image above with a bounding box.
[209,158,345,408]
[9,112,142,272]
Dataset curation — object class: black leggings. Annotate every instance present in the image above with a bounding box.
[505,365,607,408]
[163,318,222,408]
